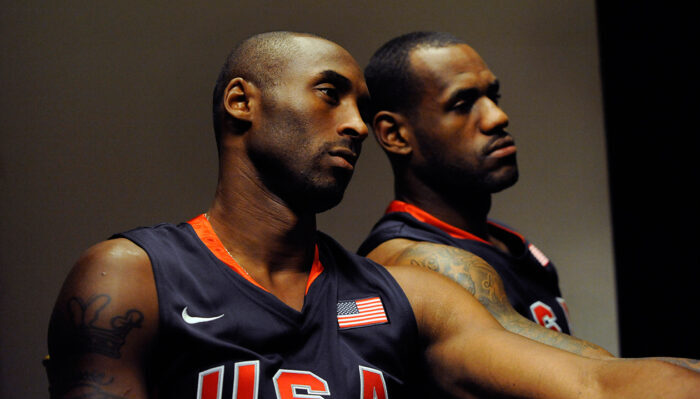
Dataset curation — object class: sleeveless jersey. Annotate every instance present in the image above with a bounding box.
[115,214,428,399]
[357,201,572,335]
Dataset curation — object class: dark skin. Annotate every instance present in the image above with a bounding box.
[47,36,700,398]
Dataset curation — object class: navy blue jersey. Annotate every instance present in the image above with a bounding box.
[358,201,572,335]
[114,214,428,399]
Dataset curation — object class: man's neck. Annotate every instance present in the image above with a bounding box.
[396,173,493,242]
[206,157,318,310]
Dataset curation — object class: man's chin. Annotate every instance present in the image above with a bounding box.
[290,184,348,214]
[487,169,519,193]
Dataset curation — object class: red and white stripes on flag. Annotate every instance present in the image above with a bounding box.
[337,297,388,329]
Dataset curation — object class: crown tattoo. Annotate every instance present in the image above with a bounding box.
[67,294,144,358]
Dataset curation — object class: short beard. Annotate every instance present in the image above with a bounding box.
[417,159,519,198]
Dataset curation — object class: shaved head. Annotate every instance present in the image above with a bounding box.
[212,31,320,145]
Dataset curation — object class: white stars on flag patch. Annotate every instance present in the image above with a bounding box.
[337,297,388,329]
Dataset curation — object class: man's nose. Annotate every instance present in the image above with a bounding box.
[479,98,509,134]
[337,104,369,140]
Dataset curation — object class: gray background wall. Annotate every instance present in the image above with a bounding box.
[1,1,616,397]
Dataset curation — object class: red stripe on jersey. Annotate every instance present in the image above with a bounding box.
[188,214,324,295]
[385,200,527,245]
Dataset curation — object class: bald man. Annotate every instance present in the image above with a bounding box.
[46,31,699,399]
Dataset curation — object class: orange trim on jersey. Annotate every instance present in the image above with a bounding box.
[187,214,324,295]
[385,200,526,246]
[305,247,323,295]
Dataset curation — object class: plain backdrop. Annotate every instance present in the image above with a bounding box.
[1,1,618,397]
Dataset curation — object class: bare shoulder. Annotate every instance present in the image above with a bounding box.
[53,238,156,316]
[368,239,494,296]
[46,238,157,398]
[367,238,489,269]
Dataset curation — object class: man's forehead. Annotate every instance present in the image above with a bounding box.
[284,36,367,92]
[410,44,495,92]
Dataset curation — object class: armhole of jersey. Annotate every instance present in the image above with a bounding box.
[364,257,421,336]
[110,232,164,329]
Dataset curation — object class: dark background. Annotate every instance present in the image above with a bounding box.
[597,2,699,358]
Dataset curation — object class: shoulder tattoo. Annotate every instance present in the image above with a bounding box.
[396,244,509,313]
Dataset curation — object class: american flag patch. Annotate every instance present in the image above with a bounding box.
[337,297,388,329]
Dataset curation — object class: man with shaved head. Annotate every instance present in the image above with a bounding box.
[47,31,699,399]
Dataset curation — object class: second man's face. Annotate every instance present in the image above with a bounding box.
[408,44,518,194]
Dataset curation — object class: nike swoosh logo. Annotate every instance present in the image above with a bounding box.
[181,307,224,324]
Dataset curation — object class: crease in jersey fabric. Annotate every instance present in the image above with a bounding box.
[187,214,323,295]
[385,200,527,246]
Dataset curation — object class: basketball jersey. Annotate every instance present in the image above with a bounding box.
[358,201,572,335]
[114,214,428,399]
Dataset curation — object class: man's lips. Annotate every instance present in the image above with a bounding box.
[487,138,517,158]
[328,148,358,169]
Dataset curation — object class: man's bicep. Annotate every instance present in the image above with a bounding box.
[390,242,507,305]
[47,239,157,398]
[385,241,614,358]
[386,264,522,396]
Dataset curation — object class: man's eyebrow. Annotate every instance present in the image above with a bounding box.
[316,70,352,91]
[446,79,501,102]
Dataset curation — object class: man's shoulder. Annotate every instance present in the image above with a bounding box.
[365,238,488,270]
[58,239,155,303]
[77,238,152,273]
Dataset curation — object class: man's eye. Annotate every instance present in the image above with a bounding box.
[488,92,502,105]
[452,98,475,112]
[317,87,339,103]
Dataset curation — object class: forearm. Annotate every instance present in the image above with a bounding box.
[429,330,700,399]
[645,357,700,372]
[493,310,614,359]
[592,357,700,398]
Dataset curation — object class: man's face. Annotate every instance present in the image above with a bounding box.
[248,36,370,213]
[407,44,518,195]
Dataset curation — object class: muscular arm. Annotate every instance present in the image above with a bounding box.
[46,239,157,399]
[387,264,700,398]
[367,239,613,358]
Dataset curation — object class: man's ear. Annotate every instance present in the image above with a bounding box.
[223,77,258,123]
[373,111,413,156]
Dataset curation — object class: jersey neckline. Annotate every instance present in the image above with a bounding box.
[385,200,526,246]
[187,214,324,295]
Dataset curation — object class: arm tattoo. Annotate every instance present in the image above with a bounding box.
[50,370,128,399]
[396,243,612,357]
[66,294,144,358]
[401,245,508,313]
